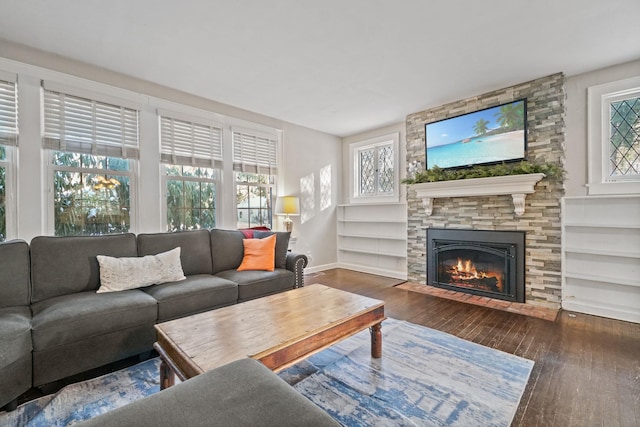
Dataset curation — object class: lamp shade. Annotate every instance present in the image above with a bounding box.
[275,196,300,216]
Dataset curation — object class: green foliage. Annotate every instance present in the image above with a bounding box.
[53,153,131,236]
[166,176,216,232]
[402,161,564,185]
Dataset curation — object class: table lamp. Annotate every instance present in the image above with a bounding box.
[275,196,300,233]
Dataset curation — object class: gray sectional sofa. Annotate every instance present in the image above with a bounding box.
[0,228,308,411]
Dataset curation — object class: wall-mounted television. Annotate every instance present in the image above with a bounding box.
[425,98,527,170]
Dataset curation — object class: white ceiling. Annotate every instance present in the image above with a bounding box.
[1,0,639,137]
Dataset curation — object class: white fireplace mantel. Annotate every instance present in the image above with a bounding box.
[411,173,545,216]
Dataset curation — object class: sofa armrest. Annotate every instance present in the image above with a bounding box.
[285,252,308,288]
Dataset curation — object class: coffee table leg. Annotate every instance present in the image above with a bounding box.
[159,359,175,390]
[370,323,382,358]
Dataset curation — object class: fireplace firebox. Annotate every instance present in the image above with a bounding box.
[426,228,525,303]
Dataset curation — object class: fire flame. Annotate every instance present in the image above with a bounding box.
[449,258,503,291]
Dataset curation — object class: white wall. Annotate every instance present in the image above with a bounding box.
[0,40,342,269]
[564,58,640,196]
[281,123,342,270]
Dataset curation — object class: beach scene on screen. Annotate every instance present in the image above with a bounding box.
[426,100,525,169]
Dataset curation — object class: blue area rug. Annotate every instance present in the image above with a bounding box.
[0,319,533,426]
[280,319,534,426]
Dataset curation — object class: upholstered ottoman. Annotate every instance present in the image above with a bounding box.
[76,358,340,427]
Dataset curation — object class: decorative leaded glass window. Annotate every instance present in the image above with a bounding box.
[350,133,399,202]
[609,96,640,178]
[588,77,640,195]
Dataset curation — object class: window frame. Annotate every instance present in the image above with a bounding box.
[0,71,18,241]
[162,165,219,232]
[234,172,276,229]
[588,76,640,195]
[46,151,137,236]
[0,146,16,241]
[349,132,400,204]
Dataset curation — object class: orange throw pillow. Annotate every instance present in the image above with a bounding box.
[237,234,277,272]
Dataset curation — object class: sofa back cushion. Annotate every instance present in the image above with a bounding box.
[30,233,138,303]
[210,229,244,274]
[0,239,30,307]
[137,230,212,276]
[253,231,290,269]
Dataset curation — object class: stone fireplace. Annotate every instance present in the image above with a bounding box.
[426,228,525,303]
[405,73,565,309]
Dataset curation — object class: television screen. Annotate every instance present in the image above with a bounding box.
[425,99,527,169]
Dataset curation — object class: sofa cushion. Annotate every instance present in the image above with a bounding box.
[210,229,244,274]
[30,234,138,303]
[137,230,213,276]
[96,248,186,293]
[142,274,238,321]
[254,231,291,269]
[0,239,30,308]
[75,358,341,427]
[237,234,276,272]
[0,306,32,366]
[31,290,158,351]
[215,269,294,302]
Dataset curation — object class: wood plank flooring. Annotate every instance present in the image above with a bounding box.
[311,268,640,427]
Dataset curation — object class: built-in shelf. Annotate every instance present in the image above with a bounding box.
[564,222,640,229]
[338,233,406,241]
[337,203,407,280]
[564,272,640,288]
[562,195,640,324]
[411,173,545,216]
[338,219,407,224]
[338,247,406,258]
[564,247,640,258]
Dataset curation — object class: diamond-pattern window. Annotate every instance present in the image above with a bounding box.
[609,97,640,177]
[356,142,394,197]
[378,145,394,193]
[359,149,376,195]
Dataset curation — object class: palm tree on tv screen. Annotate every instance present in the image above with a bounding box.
[473,119,490,136]
[495,103,524,131]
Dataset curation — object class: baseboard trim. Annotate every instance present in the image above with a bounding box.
[336,263,407,280]
[562,300,640,324]
[304,263,339,274]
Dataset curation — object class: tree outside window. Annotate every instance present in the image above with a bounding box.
[52,152,131,236]
[166,165,216,231]
[235,172,274,229]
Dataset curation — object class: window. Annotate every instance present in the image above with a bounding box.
[159,111,223,231]
[0,72,18,241]
[232,128,279,228]
[50,153,132,236]
[0,146,8,241]
[349,132,399,203]
[235,172,275,229]
[43,83,139,235]
[588,76,640,195]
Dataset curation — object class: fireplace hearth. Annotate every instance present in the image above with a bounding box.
[426,228,525,303]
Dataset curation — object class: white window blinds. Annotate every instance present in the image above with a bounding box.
[0,71,18,147]
[232,128,278,174]
[43,83,140,159]
[159,111,223,168]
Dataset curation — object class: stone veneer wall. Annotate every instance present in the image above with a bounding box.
[406,73,565,309]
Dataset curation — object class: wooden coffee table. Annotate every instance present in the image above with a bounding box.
[154,283,385,389]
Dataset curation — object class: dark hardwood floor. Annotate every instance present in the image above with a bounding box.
[312,268,640,427]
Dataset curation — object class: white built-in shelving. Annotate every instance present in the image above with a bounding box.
[562,195,640,323]
[337,203,407,280]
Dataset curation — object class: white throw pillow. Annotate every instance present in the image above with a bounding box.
[96,247,186,293]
